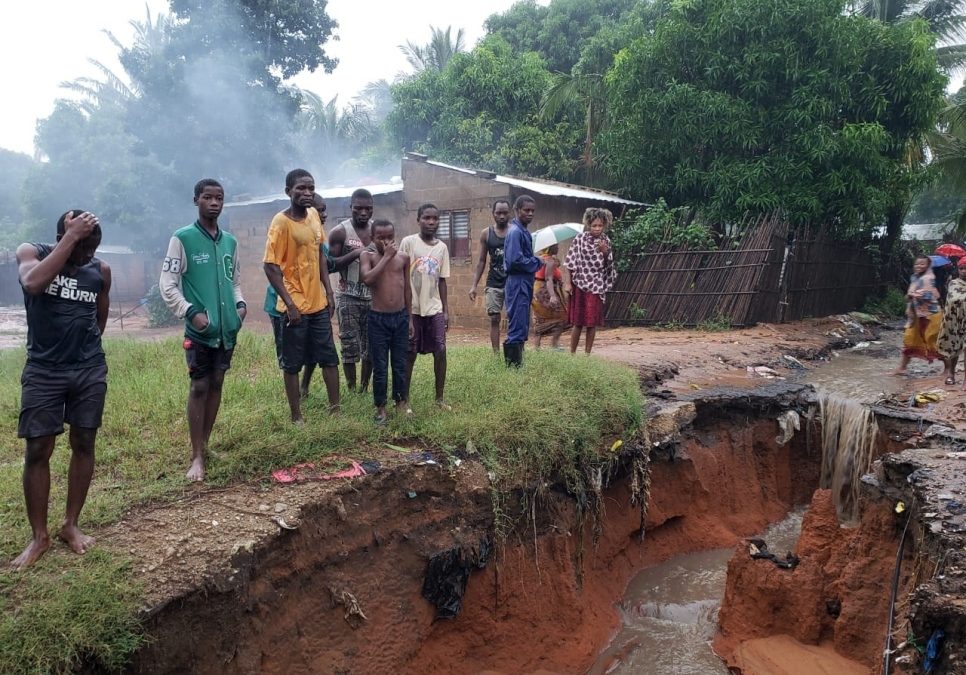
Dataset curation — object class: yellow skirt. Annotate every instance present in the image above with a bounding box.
[903,312,943,362]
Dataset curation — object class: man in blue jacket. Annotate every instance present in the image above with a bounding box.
[502,194,543,367]
[160,178,246,482]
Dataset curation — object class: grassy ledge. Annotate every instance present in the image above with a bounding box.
[0,332,644,673]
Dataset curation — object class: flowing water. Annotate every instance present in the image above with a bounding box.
[587,509,806,675]
[588,333,905,673]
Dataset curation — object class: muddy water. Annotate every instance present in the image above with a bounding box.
[588,509,805,674]
[0,306,26,350]
[802,328,923,403]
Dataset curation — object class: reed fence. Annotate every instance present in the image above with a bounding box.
[606,215,883,327]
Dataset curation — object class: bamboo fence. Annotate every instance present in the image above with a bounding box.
[606,215,883,327]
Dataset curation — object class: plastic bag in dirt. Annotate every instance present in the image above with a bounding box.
[421,539,491,619]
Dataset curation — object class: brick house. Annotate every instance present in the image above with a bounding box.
[224,154,642,329]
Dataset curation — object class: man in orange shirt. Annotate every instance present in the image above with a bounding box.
[263,169,340,422]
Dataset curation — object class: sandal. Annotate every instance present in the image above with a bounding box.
[946,376,956,386]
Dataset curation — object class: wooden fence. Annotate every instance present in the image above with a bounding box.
[606,215,883,327]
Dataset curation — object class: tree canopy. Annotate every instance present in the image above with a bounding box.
[387,36,581,179]
[485,0,637,74]
[599,0,947,233]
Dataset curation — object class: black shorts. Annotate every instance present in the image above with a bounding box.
[184,338,234,380]
[280,308,340,374]
[18,362,108,439]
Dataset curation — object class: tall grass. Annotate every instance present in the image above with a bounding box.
[0,332,643,673]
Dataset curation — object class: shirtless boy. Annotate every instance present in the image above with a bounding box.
[360,220,412,423]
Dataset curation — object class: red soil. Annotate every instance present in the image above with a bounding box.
[714,489,909,672]
[132,415,818,674]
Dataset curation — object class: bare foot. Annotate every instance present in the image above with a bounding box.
[186,457,205,482]
[396,401,413,417]
[58,524,95,556]
[299,387,310,400]
[328,404,341,415]
[292,416,305,426]
[11,535,50,570]
[374,411,387,425]
[435,399,452,411]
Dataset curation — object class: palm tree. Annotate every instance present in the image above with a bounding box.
[540,73,606,181]
[60,60,137,115]
[399,25,466,72]
[356,79,394,122]
[297,90,376,152]
[928,96,966,230]
[855,1,966,71]
[59,4,173,114]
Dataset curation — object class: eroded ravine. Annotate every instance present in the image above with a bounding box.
[125,327,966,675]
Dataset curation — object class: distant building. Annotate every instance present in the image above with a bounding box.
[902,222,949,243]
[225,154,643,328]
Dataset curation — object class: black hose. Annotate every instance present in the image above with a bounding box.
[883,504,914,675]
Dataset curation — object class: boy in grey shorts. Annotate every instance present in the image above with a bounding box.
[469,199,510,353]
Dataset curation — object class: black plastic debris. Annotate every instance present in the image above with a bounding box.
[747,538,800,570]
[421,537,491,619]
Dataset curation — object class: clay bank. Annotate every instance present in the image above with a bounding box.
[6,318,964,674]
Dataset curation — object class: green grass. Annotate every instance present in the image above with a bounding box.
[861,287,907,319]
[0,332,644,673]
[696,313,733,332]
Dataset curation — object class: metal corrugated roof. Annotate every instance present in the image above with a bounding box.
[422,159,644,206]
[224,182,403,208]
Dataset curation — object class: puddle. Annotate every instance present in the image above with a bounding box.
[0,305,26,350]
[802,328,942,403]
[588,509,805,674]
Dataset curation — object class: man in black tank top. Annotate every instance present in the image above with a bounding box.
[469,200,510,353]
[12,210,112,569]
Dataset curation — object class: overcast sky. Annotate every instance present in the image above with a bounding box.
[0,0,535,156]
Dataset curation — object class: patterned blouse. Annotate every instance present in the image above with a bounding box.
[565,232,617,296]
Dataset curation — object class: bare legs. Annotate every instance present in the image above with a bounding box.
[61,428,96,555]
[569,326,598,354]
[13,428,97,569]
[891,354,911,376]
[405,351,448,409]
[550,325,566,349]
[283,371,304,424]
[300,364,315,399]
[488,314,501,353]
[321,366,341,413]
[186,370,225,481]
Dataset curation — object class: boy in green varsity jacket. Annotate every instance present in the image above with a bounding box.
[160,179,246,482]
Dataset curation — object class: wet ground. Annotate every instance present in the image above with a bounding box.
[588,509,805,675]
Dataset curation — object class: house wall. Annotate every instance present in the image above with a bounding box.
[401,159,511,329]
[220,161,636,332]
[99,251,152,303]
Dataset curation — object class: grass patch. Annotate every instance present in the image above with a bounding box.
[861,287,907,319]
[0,332,643,673]
[695,313,732,332]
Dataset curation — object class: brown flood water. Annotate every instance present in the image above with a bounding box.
[588,508,806,674]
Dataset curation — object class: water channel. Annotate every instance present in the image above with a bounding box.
[589,326,910,674]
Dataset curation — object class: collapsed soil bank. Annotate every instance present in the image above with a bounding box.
[127,386,819,674]
[714,410,966,675]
